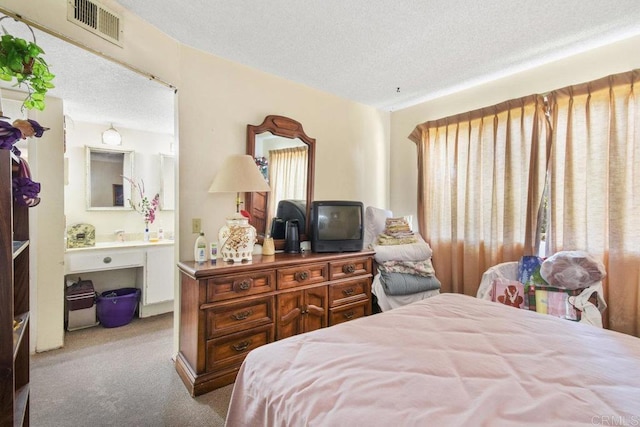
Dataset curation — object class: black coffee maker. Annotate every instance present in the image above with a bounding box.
[284,219,301,253]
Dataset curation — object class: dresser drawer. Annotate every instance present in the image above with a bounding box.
[206,270,276,302]
[329,256,372,280]
[205,324,274,372]
[277,262,328,290]
[66,248,145,273]
[329,277,369,307]
[206,297,274,339]
[329,300,368,326]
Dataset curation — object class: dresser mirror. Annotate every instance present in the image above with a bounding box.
[159,153,175,210]
[246,115,315,248]
[86,146,135,210]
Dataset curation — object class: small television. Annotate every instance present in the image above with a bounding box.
[311,200,364,253]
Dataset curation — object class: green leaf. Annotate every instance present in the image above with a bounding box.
[0,30,55,111]
[27,44,42,56]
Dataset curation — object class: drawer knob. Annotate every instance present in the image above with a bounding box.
[232,340,252,352]
[342,264,356,274]
[103,256,112,264]
[343,311,355,320]
[231,310,253,321]
[342,288,354,296]
[233,279,253,292]
[294,271,309,282]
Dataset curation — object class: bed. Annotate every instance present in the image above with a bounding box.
[225,293,640,426]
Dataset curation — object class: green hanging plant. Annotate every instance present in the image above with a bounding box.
[0,22,55,111]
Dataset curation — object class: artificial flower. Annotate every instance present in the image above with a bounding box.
[123,176,160,227]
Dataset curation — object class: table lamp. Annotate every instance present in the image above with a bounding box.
[208,154,270,262]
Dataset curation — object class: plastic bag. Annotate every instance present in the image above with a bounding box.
[540,251,606,290]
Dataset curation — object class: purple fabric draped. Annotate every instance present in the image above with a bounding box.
[0,121,22,149]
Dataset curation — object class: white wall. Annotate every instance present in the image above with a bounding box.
[390,34,640,223]
[65,121,175,241]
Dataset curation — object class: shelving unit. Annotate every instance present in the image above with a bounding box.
[1,149,30,426]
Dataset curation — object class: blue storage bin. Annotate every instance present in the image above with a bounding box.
[96,287,140,328]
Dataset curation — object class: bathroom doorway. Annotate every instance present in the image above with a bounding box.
[0,11,177,353]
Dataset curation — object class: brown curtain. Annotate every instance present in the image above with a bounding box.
[409,95,549,295]
[547,70,640,336]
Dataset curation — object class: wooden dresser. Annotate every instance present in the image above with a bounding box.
[175,250,375,396]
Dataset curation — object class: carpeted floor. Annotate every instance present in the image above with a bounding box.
[30,313,233,427]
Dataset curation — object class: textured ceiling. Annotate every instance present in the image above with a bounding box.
[116,0,640,110]
[0,13,175,135]
[3,1,640,136]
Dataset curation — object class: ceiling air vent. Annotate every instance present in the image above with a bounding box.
[67,0,123,46]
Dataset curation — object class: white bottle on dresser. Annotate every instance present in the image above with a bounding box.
[194,232,208,263]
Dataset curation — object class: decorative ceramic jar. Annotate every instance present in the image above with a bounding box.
[218,216,256,262]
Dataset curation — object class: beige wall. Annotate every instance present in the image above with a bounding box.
[1,1,390,351]
[177,46,390,260]
[390,34,640,223]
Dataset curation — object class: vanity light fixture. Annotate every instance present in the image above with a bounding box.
[208,154,271,262]
[102,123,122,146]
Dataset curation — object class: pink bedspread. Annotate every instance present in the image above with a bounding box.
[226,294,640,426]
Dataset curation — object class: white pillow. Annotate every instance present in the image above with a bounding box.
[364,206,392,248]
[372,234,433,263]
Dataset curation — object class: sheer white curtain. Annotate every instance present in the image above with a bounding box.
[266,146,308,228]
[548,70,640,336]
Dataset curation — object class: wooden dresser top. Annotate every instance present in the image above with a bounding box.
[178,250,375,279]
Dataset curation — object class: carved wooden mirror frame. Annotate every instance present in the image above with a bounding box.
[246,115,315,250]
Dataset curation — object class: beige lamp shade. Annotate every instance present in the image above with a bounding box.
[208,154,271,193]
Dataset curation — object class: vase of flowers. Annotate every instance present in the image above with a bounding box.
[123,176,159,241]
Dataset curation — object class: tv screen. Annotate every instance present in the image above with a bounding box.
[311,201,363,252]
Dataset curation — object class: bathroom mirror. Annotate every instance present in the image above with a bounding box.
[246,115,315,248]
[86,146,135,210]
[159,153,175,211]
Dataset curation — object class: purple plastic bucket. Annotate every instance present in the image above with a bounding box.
[96,288,140,328]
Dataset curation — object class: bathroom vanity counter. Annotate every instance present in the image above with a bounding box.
[64,240,175,318]
[65,239,175,252]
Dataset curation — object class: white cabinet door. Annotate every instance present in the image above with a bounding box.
[144,245,175,305]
